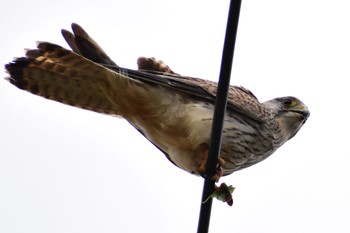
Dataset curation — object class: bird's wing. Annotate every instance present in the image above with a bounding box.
[62,23,177,75]
[61,23,118,66]
[6,46,265,124]
[7,24,266,123]
[60,23,266,123]
[144,72,266,123]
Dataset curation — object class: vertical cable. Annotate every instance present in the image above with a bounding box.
[196,0,242,232]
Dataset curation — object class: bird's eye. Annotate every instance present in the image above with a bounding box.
[282,98,297,107]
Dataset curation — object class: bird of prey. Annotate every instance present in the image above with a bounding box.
[5,23,310,180]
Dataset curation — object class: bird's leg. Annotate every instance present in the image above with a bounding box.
[198,150,225,182]
[214,158,225,181]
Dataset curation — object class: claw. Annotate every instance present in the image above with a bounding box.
[199,154,225,182]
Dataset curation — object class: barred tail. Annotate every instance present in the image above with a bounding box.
[5,42,120,115]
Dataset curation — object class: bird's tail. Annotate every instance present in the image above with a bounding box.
[5,42,121,115]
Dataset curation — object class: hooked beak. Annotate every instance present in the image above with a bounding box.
[290,107,310,124]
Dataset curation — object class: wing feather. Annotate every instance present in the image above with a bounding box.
[6,23,267,124]
[60,23,266,123]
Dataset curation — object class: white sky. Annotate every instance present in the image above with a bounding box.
[1,0,349,232]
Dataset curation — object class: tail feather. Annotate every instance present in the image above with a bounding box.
[5,43,121,115]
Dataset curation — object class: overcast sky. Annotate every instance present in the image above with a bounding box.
[1,0,350,232]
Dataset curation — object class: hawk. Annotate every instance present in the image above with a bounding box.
[5,23,309,179]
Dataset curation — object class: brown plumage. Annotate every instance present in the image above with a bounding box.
[5,23,310,177]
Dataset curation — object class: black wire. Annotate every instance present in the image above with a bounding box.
[196,0,242,232]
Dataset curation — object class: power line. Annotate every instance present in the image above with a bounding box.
[197,0,242,232]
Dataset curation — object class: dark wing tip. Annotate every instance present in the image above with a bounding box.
[61,28,80,54]
[71,23,89,38]
[61,23,118,66]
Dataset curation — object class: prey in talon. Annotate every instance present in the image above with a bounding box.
[203,183,235,206]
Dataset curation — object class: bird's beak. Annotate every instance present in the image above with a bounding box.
[291,104,310,123]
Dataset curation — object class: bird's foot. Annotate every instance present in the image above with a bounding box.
[199,155,225,182]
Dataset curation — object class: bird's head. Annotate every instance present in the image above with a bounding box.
[263,96,310,143]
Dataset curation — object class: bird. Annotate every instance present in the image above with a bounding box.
[5,23,310,180]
